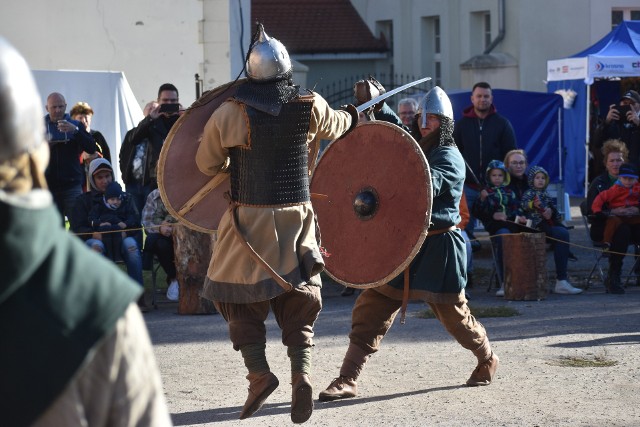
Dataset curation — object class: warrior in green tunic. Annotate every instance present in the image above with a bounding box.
[319,86,500,402]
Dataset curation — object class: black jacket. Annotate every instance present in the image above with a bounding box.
[120,115,178,187]
[44,114,96,191]
[453,105,517,188]
[71,190,141,241]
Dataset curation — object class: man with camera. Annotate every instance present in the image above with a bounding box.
[592,90,640,173]
[44,92,96,225]
[120,83,182,212]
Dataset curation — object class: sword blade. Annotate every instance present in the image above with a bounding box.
[356,76,432,113]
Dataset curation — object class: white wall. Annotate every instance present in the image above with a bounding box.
[0,0,247,110]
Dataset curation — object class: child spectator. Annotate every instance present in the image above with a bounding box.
[472,160,523,234]
[521,166,582,295]
[88,181,141,261]
[521,166,564,229]
[591,162,640,248]
[472,160,524,296]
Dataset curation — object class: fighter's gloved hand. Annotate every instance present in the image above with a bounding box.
[338,104,358,138]
[353,76,386,114]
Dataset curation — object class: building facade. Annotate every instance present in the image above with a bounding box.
[350,0,640,92]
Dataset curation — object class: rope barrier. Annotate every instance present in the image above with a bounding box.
[467,231,640,258]
[69,223,168,237]
[72,225,640,258]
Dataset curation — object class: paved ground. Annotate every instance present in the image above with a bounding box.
[144,198,640,426]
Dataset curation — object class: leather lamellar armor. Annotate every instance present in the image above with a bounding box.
[229,99,313,206]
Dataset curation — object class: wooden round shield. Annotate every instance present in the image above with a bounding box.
[157,80,244,233]
[310,121,432,288]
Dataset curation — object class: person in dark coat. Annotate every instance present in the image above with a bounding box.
[44,92,96,224]
[453,82,517,247]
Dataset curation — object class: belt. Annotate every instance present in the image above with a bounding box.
[426,225,457,237]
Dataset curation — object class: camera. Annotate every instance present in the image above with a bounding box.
[616,105,632,123]
[159,103,180,114]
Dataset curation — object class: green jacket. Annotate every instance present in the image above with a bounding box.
[383,145,467,304]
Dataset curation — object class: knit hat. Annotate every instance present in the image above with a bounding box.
[618,162,639,178]
[105,181,123,200]
[621,90,640,105]
[485,159,511,186]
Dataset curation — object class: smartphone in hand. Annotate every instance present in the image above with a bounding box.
[159,103,180,114]
[616,105,632,124]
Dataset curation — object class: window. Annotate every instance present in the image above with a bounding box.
[434,61,441,87]
[421,16,443,87]
[484,13,492,50]
[470,11,490,54]
[612,11,623,29]
[612,8,640,29]
[376,20,394,57]
[433,16,441,86]
[434,17,441,54]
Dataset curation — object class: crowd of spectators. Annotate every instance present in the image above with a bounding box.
[44,80,640,308]
[392,82,640,297]
[45,84,183,310]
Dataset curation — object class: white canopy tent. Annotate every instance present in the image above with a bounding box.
[33,70,144,183]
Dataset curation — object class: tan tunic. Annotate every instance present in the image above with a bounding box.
[196,91,352,304]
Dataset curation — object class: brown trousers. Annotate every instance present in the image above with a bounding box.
[340,288,491,379]
[214,284,322,351]
[603,216,640,245]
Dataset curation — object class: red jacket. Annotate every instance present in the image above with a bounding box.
[591,181,640,213]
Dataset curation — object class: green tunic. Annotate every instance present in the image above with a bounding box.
[380,145,467,304]
[0,193,140,426]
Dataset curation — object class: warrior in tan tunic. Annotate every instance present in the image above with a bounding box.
[195,24,357,423]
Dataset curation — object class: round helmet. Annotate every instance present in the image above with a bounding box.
[245,24,292,82]
[417,86,453,128]
[0,37,44,162]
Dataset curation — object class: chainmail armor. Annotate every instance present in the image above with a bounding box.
[234,76,300,116]
[411,116,457,153]
[229,99,313,206]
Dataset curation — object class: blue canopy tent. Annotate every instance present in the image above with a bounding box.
[546,20,640,196]
[449,90,564,187]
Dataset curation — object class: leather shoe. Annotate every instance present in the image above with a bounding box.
[466,353,499,386]
[239,372,279,419]
[318,376,357,402]
[291,373,313,424]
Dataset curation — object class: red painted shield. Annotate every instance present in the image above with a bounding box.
[157,80,243,233]
[310,121,432,288]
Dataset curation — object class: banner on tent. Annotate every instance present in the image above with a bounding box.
[547,55,640,81]
[589,56,640,80]
[547,58,588,82]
